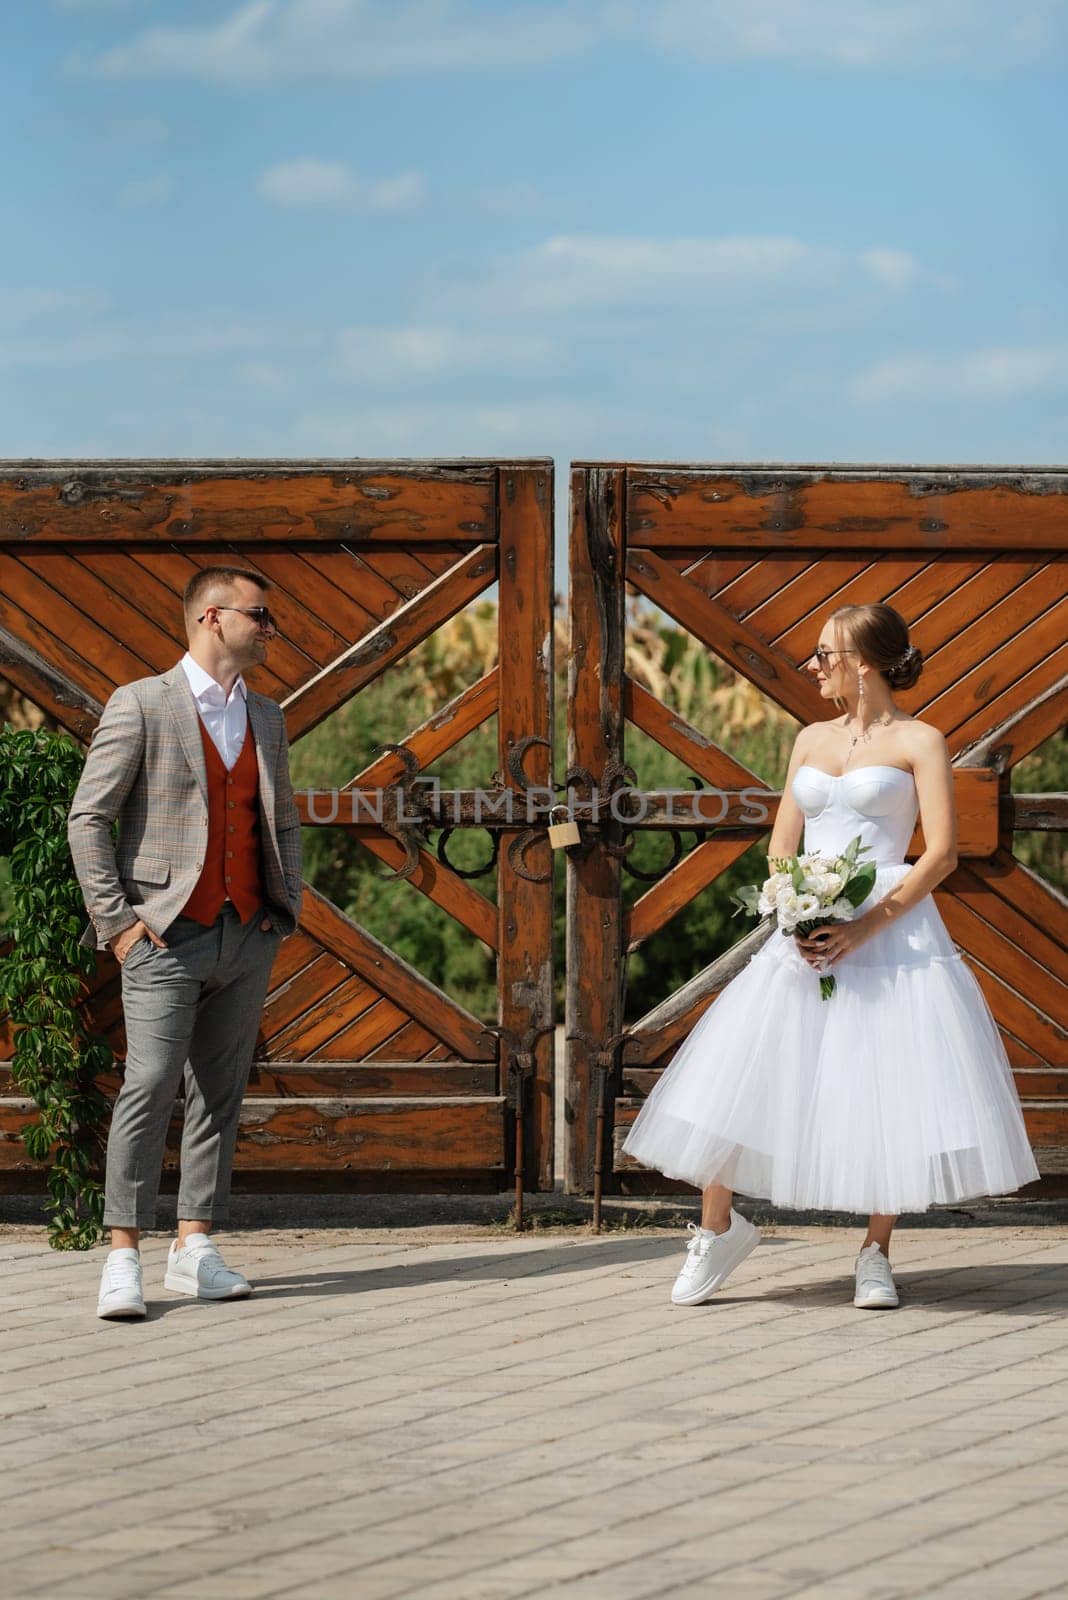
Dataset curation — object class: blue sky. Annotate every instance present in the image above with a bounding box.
[3,1,1067,579]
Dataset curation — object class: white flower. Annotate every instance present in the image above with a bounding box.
[775,888,800,930]
[830,897,855,921]
[811,871,844,898]
[757,883,779,915]
[795,893,820,920]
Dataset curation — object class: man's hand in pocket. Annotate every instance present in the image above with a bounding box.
[112,920,167,965]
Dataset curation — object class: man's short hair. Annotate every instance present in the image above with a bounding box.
[183,566,270,620]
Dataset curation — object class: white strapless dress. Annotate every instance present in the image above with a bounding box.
[622,764,1041,1214]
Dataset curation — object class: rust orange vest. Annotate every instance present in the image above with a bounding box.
[180,718,264,926]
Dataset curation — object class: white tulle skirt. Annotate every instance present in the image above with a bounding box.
[622,866,1041,1215]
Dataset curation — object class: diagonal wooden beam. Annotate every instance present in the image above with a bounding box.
[282,544,497,743]
[625,834,763,951]
[0,623,103,740]
[299,882,496,1060]
[626,548,826,725]
[344,668,498,791]
[624,676,771,790]
[956,670,1068,772]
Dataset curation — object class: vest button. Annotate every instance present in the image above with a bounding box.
[226,851,234,859]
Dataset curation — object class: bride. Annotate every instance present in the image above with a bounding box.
[622,602,1040,1310]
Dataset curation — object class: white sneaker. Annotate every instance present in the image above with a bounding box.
[164,1236,252,1300]
[671,1211,761,1306]
[97,1247,147,1319]
[854,1242,899,1308]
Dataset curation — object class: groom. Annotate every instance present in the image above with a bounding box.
[68,566,302,1319]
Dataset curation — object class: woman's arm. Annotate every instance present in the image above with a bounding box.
[798,723,958,967]
[766,727,816,863]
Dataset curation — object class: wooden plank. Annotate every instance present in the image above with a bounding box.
[364,1018,443,1060]
[962,851,1068,937]
[625,547,827,725]
[743,552,873,640]
[296,548,381,630]
[963,955,1068,1063]
[0,578,130,704]
[0,1096,505,1172]
[624,677,771,791]
[359,546,450,597]
[625,468,1068,550]
[915,566,1067,706]
[258,953,352,1047]
[677,554,756,597]
[565,466,627,1192]
[14,550,184,678]
[908,557,1046,661]
[316,996,415,1060]
[229,1097,504,1170]
[878,558,981,625]
[771,557,928,659]
[715,555,813,617]
[250,549,378,641]
[938,897,1068,1030]
[625,836,756,951]
[943,865,1068,987]
[344,668,498,790]
[496,463,556,1190]
[263,975,379,1061]
[0,620,103,739]
[243,1061,497,1096]
[300,883,496,1059]
[0,464,498,544]
[292,818,499,950]
[956,667,1068,769]
[281,544,497,743]
[921,602,1068,736]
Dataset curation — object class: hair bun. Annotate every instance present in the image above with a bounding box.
[887,642,923,690]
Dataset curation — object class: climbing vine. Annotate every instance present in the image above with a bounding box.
[0,726,111,1248]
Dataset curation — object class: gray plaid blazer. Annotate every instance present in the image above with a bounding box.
[68,664,303,950]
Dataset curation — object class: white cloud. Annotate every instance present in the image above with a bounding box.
[637,0,1067,67]
[257,158,424,212]
[861,248,919,290]
[852,345,1068,402]
[116,173,174,208]
[443,232,923,317]
[79,0,1067,82]
[87,0,598,82]
[337,325,557,379]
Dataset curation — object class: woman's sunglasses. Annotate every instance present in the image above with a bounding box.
[813,646,858,668]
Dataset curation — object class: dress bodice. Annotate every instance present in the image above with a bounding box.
[790,764,918,866]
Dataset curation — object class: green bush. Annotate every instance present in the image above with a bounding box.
[0,727,111,1249]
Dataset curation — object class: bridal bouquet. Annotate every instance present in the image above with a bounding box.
[730,835,876,1000]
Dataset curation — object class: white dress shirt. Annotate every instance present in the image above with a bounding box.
[180,653,248,770]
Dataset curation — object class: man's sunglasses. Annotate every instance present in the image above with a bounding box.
[197,604,278,634]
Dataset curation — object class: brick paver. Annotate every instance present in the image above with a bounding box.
[2,1221,1068,1599]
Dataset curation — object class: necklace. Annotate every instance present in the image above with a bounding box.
[845,710,893,752]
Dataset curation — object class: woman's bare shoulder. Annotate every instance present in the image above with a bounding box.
[896,717,950,765]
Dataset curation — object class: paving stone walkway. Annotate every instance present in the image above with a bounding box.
[2,1220,1068,1600]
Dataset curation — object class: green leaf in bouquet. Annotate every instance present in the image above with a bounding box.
[843,863,877,907]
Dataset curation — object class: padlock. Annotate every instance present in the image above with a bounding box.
[547,804,581,849]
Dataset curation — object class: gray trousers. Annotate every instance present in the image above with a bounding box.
[104,906,282,1229]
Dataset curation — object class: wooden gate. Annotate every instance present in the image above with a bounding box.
[566,463,1068,1205]
[0,459,555,1200]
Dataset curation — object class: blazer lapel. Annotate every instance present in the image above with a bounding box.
[163,665,209,804]
[246,692,278,818]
